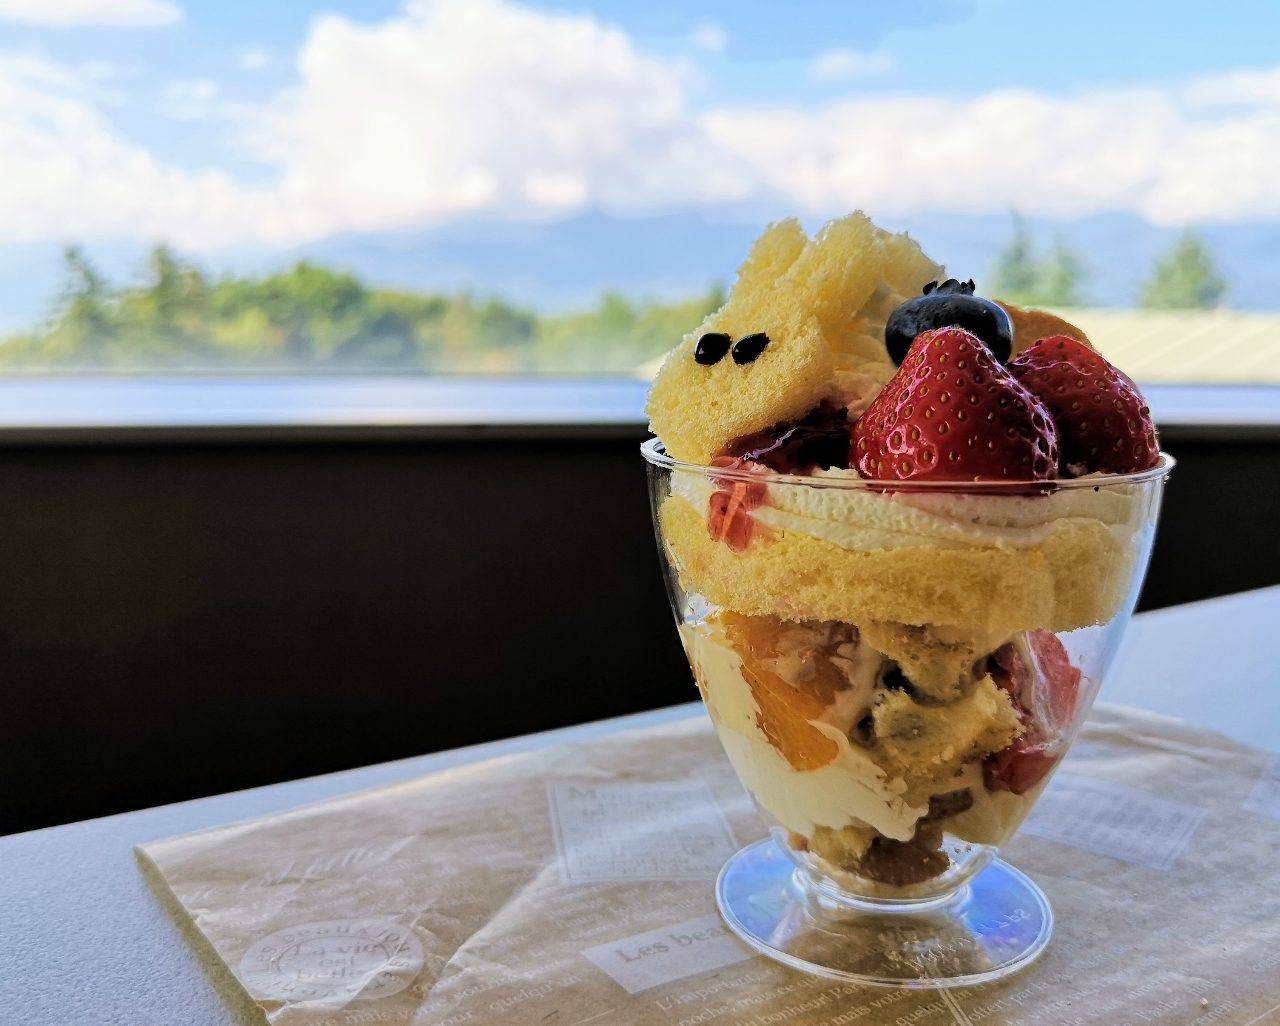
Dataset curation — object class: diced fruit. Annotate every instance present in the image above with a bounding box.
[885,278,1014,365]
[706,489,753,551]
[706,458,768,551]
[721,613,848,771]
[985,631,1082,795]
[984,738,1057,795]
[1009,334,1160,475]
[851,327,1059,482]
[989,642,1030,715]
[1028,630,1082,726]
[989,631,1081,731]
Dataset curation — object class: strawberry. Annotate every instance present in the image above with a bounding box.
[984,631,1082,795]
[984,738,1057,796]
[706,457,769,552]
[990,632,1082,732]
[1028,630,1082,726]
[851,327,1058,482]
[1008,334,1159,476]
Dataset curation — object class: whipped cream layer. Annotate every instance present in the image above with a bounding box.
[671,468,1140,553]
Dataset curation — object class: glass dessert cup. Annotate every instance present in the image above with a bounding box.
[643,438,1173,989]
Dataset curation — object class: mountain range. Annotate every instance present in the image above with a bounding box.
[1,209,1275,335]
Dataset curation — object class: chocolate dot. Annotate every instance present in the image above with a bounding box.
[732,332,770,364]
[694,332,732,365]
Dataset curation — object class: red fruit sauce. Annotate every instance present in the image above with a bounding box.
[704,403,851,550]
[721,402,852,474]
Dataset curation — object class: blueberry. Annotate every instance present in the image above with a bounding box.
[885,279,1013,365]
[882,667,915,694]
[732,332,770,364]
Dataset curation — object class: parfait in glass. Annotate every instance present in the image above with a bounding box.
[642,212,1172,987]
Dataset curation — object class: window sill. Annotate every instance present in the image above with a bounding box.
[0,377,1272,445]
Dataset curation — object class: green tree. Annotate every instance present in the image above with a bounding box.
[331,310,419,369]
[1039,237,1084,307]
[988,216,1039,303]
[989,220,1086,307]
[91,244,219,366]
[57,245,108,313]
[47,246,115,363]
[1140,233,1228,309]
[212,261,368,364]
[146,245,191,329]
[0,242,725,374]
[533,284,722,373]
[474,297,537,350]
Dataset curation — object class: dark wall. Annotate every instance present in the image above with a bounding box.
[1,429,1276,835]
[1141,435,1280,614]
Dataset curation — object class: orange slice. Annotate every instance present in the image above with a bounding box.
[720,613,844,771]
[996,301,1091,356]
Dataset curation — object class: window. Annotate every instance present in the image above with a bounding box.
[1,1,1277,385]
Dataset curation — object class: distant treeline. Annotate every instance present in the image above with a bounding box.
[0,225,1229,374]
[0,246,724,373]
[989,218,1229,310]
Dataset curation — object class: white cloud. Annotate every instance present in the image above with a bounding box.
[1183,66,1280,109]
[523,172,587,208]
[0,0,1278,252]
[238,46,269,72]
[703,85,1280,225]
[809,48,893,81]
[0,51,126,103]
[243,0,757,239]
[158,76,218,119]
[691,22,726,53]
[0,0,180,27]
[251,0,1279,232]
[0,55,269,247]
[0,52,85,90]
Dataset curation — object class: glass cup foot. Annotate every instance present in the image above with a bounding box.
[716,839,1052,989]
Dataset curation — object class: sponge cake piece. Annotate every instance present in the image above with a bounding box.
[645,219,831,465]
[646,213,941,465]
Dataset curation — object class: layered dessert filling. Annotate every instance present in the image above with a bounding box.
[683,614,1077,886]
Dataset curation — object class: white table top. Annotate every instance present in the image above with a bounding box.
[1,586,1277,1026]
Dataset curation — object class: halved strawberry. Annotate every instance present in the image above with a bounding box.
[851,327,1058,482]
[1008,334,1159,476]
[1028,630,1082,726]
[984,738,1057,796]
[990,633,1082,728]
[984,631,1083,795]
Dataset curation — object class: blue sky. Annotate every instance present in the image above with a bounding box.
[0,0,1277,252]
[12,1,1278,106]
